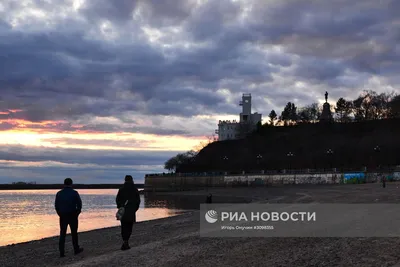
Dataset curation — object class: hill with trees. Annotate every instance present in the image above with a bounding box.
[164,90,400,173]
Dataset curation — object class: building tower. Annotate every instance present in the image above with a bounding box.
[215,93,262,141]
[239,93,252,122]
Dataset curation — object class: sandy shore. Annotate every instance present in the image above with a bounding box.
[3,183,400,266]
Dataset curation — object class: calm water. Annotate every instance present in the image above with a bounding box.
[0,189,195,246]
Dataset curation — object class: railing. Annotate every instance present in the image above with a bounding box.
[145,167,399,178]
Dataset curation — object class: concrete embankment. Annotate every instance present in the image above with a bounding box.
[145,171,398,192]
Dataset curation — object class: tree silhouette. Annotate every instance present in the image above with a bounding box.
[352,90,394,121]
[389,95,400,118]
[268,110,278,126]
[335,97,353,122]
[164,151,196,172]
[280,102,297,126]
[298,103,320,124]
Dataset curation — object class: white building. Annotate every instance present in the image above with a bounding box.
[215,93,262,141]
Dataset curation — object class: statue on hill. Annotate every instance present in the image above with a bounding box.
[319,91,333,123]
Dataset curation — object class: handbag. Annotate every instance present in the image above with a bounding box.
[116,200,128,220]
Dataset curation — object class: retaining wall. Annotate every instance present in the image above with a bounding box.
[144,172,400,192]
[144,175,226,192]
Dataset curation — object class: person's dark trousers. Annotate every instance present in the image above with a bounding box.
[59,212,79,255]
[121,221,134,241]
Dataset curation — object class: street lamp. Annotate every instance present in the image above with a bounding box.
[287,152,294,173]
[326,149,334,171]
[222,156,229,174]
[374,146,380,170]
[374,146,381,181]
[373,145,384,186]
[256,154,263,173]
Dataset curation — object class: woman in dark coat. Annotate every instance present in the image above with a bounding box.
[116,175,141,250]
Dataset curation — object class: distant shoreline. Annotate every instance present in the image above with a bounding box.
[0,184,144,190]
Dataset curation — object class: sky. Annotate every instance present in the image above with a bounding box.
[0,0,399,184]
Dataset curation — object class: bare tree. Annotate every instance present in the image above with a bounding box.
[389,94,400,118]
[298,103,321,124]
[352,90,393,121]
[193,134,216,152]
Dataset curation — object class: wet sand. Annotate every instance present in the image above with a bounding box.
[2,183,400,266]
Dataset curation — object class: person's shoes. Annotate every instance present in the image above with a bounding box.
[121,243,131,250]
[74,248,84,255]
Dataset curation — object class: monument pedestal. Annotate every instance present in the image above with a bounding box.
[319,102,333,123]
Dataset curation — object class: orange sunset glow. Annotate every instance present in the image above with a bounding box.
[0,128,205,151]
[0,111,214,183]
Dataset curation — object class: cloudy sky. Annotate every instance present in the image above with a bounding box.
[0,0,399,184]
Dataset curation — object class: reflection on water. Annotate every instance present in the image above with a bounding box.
[0,189,192,246]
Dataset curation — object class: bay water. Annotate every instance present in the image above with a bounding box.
[0,189,193,246]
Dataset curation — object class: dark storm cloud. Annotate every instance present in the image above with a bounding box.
[79,0,140,23]
[183,0,241,41]
[0,165,152,184]
[152,87,225,107]
[140,0,196,27]
[248,0,399,77]
[0,19,10,31]
[291,57,347,83]
[0,31,164,96]
[79,0,197,27]
[0,145,180,166]
[265,89,316,110]
[1,0,400,134]
[0,143,182,183]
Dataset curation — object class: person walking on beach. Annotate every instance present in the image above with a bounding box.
[116,175,141,250]
[206,193,213,203]
[55,178,84,257]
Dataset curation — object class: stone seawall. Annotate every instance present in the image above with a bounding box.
[224,173,342,185]
[144,175,225,191]
[144,172,400,191]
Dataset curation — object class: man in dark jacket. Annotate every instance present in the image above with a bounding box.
[206,193,213,203]
[55,178,83,257]
[116,175,141,250]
